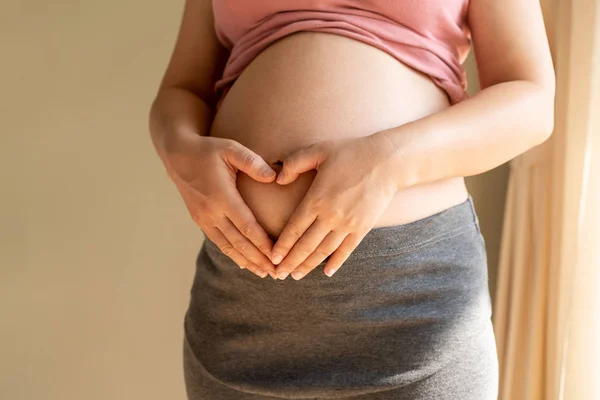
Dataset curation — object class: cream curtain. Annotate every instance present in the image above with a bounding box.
[492,0,600,399]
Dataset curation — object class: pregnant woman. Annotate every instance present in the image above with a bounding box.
[149,0,554,399]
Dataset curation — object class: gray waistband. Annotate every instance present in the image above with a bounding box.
[341,194,478,261]
[203,194,479,263]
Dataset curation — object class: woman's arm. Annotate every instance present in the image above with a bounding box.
[149,0,228,166]
[148,0,279,278]
[376,0,556,190]
[268,0,555,280]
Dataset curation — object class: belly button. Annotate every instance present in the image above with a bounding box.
[270,160,284,173]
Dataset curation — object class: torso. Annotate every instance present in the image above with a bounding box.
[209,32,469,240]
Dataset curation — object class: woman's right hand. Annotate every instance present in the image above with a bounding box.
[162,131,278,278]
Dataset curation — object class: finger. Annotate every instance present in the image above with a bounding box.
[218,217,277,274]
[226,194,275,260]
[224,141,277,183]
[275,219,331,280]
[276,144,328,185]
[271,202,317,266]
[290,231,348,280]
[323,231,367,277]
[204,226,269,278]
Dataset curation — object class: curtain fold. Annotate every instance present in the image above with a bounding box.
[492,0,600,399]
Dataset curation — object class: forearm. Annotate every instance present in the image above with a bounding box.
[148,87,215,167]
[377,80,555,190]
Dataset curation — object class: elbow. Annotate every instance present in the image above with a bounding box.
[148,95,164,141]
[532,80,556,146]
[536,101,555,145]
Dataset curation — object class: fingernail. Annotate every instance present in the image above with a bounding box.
[291,271,305,280]
[272,254,283,265]
[276,173,285,184]
[262,169,276,178]
[324,268,337,277]
[268,271,277,279]
[277,271,289,280]
[258,270,268,278]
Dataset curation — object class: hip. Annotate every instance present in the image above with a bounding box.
[184,195,494,398]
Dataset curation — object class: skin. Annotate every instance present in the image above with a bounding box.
[208,29,465,272]
[149,0,278,278]
[149,0,555,281]
[271,0,555,279]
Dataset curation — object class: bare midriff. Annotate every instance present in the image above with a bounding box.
[209,32,469,241]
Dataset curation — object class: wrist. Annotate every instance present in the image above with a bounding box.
[370,129,416,191]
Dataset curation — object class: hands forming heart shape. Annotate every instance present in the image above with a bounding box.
[267,133,402,280]
[166,129,402,281]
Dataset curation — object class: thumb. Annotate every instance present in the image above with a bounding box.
[224,143,276,183]
[276,144,328,185]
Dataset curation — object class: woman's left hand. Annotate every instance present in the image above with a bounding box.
[271,133,402,280]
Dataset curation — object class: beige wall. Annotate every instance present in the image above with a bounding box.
[2,1,194,399]
[0,2,507,399]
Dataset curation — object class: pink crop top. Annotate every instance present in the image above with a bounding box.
[211,0,472,108]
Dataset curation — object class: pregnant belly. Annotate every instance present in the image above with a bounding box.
[209,32,468,240]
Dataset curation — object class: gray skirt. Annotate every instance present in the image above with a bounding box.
[183,195,499,400]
